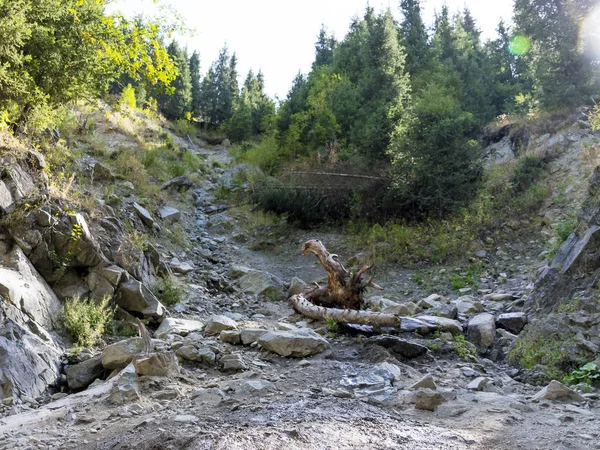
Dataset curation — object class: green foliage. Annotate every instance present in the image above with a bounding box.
[158,41,193,120]
[153,277,184,307]
[453,334,477,361]
[120,84,137,109]
[63,295,114,348]
[449,265,481,291]
[511,155,544,192]
[564,363,600,386]
[325,317,341,334]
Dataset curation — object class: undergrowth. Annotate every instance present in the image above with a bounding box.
[63,295,114,348]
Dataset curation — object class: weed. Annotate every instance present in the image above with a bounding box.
[326,317,340,335]
[453,334,477,361]
[153,277,184,307]
[564,362,600,386]
[63,295,115,347]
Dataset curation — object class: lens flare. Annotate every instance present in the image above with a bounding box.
[580,3,600,61]
[509,35,531,56]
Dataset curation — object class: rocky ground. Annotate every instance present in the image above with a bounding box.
[1,112,600,450]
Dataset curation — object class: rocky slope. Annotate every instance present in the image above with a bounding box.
[1,105,599,449]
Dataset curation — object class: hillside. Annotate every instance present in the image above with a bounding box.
[0,102,599,450]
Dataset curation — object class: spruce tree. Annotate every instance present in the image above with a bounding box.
[313,25,336,69]
[189,51,201,117]
[158,41,193,120]
[399,0,430,76]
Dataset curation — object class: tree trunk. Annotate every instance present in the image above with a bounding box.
[290,239,398,327]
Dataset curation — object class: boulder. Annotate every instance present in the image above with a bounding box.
[191,387,226,406]
[0,319,62,401]
[484,293,517,302]
[108,364,140,405]
[0,246,62,330]
[496,312,528,334]
[240,328,269,345]
[220,330,242,345]
[532,380,586,403]
[204,315,238,335]
[369,297,412,316]
[92,163,115,181]
[467,313,496,348]
[410,374,437,391]
[415,388,444,411]
[176,345,216,364]
[116,279,165,321]
[258,329,329,357]
[66,354,104,390]
[220,353,248,371]
[0,180,13,213]
[158,206,180,223]
[133,203,154,227]
[467,377,493,391]
[238,270,286,301]
[366,336,428,359]
[454,296,485,316]
[419,294,448,308]
[102,337,146,369]
[53,271,90,300]
[418,316,463,334]
[160,176,194,191]
[288,277,308,297]
[170,258,194,274]
[399,317,437,334]
[133,351,180,377]
[154,318,204,340]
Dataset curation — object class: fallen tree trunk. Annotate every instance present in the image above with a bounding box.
[291,239,400,327]
[290,294,400,327]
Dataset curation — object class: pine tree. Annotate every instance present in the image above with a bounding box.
[313,25,336,69]
[189,51,201,117]
[158,41,192,120]
[399,0,430,76]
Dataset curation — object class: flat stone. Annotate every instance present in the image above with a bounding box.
[366,336,428,359]
[400,317,437,334]
[220,353,248,371]
[467,377,492,391]
[238,270,286,301]
[154,318,204,340]
[0,180,14,212]
[417,316,463,334]
[484,293,516,302]
[258,329,329,357]
[415,388,444,411]
[496,312,528,334]
[133,203,154,227]
[102,338,146,369]
[240,328,269,345]
[467,313,496,348]
[532,380,586,403]
[66,355,104,390]
[191,388,226,406]
[410,374,437,391]
[133,351,180,377]
[369,297,412,316]
[158,206,180,223]
[204,315,238,335]
[220,330,242,345]
[419,294,447,308]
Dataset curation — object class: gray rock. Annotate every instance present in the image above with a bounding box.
[496,312,528,334]
[92,163,115,181]
[418,316,463,334]
[475,250,487,258]
[532,380,586,403]
[400,317,437,334]
[108,365,140,405]
[0,180,14,212]
[231,379,273,395]
[53,271,90,300]
[415,388,445,411]
[133,352,180,377]
[220,330,242,345]
[366,336,428,359]
[170,258,194,274]
[161,176,194,191]
[288,277,308,297]
[427,302,458,319]
[0,319,62,401]
[176,345,216,364]
[466,377,492,391]
[410,374,437,391]
[369,297,411,316]
[133,203,154,227]
[454,296,485,316]
[154,318,204,340]
[33,209,53,227]
[6,162,36,201]
[158,206,180,223]
[484,293,517,302]
[66,354,104,390]
[204,315,238,335]
[240,328,269,345]
[102,338,147,370]
[482,135,514,168]
[419,294,448,308]
[258,329,329,357]
[191,388,226,406]
[85,271,114,301]
[238,270,286,301]
[220,353,248,371]
[116,279,165,320]
[467,313,496,348]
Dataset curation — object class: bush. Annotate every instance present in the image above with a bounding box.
[511,155,545,192]
[120,84,137,109]
[153,277,183,306]
[63,295,114,347]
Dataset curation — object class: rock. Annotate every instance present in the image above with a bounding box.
[418,316,463,334]
[482,134,514,168]
[154,318,204,340]
[415,388,444,411]
[258,329,329,357]
[0,180,14,213]
[220,330,242,345]
[366,336,428,359]
[92,163,115,181]
[33,209,53,227]
[369,297,412,316]
[428,302,458,319]
[419,294,448,308]
[475,250,487,258]
[169,258,194,274]
[133,203,154,227]
[240,328,269,345]
[532,380,586,403]
[66,355,104,390]
[238,270,286,301]
[173,414,199,424]
[467,377,492,391]
[102,338,148,369]
[484,293,516,302]
[108,364,140,405]
[454,296,485,316]
[6,162,36,201]
[0,319,62,401]
[116,279,165,321]
[133,352,180,377]
[221,138,231,147]
[191,387,226,406]
[288,277,308,297]
[220,353,248,371]
[204,315,238,335]
[467,313,496,348]
[496,312,528,334]
[158,206,180,223]
[0,246,62,330]
[176,345,216,364]
[410,374,437,390]
[160,176,194,191]
[53,271,90,300]
[400,317,437,334]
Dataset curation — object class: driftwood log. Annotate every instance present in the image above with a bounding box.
[290,239,400,327]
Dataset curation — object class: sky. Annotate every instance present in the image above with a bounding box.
[107,0,514,99]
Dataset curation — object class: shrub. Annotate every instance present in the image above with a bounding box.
[153,277,183,306]
[63,295,114,347]
[120,84,137,109]
[564,363,600,386]
[511,155,545,192]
